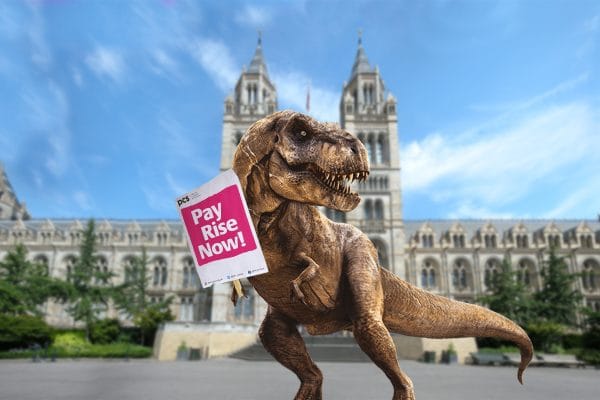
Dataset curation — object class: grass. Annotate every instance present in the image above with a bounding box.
[0,331,152,359]
[0,343,152,359]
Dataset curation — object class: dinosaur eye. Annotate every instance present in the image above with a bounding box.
[296,130,310,142]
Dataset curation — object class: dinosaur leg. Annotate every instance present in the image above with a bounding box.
[259,306,323,400]
[346,248,415,400]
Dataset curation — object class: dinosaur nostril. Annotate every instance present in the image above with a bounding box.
[350,145,358,154]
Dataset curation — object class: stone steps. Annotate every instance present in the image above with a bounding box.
[230,335,371,362]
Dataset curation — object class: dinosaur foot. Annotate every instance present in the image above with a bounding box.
[294,381,322,400]
[392,386,416,400]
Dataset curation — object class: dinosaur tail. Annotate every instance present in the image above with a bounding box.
[380,268,533,384]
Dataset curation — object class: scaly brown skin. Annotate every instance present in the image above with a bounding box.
[231,110,533,400]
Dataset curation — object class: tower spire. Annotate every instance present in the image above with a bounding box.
[350,30,371,78]
[248,31,269,77]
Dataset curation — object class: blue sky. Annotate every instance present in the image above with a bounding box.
[0,0,598,221]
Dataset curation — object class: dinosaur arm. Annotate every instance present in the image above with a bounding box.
[290,252,320,304]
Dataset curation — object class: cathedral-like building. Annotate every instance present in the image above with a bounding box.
[1,38,599,359]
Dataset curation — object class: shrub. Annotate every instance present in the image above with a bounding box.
[0,314,53,351]
[476,337,514,349]
[577,349,600,366]
[526,321,565,353]
[562,333,583,350]
[52,331,89,354]
[0,342,152,359]
[89,319,121,344]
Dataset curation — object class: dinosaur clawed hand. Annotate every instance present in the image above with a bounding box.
[290,279,309,306]
[230,284,247,306]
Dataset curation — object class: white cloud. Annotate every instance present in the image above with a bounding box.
[584,14,599,32]
[577,14,599,59]
[72,68,83,87]
[272,70,339,122]
[447,202,516,219]
[85,46,126,82]
[165,172,188,196]
[21,82,71,177]
[149,48,182,80]
[543,186,596,219]
[402,101,600,217]
[235,5,272,27]
[27,2,51,69]
[73,190,93,211]
[188,38,238,92]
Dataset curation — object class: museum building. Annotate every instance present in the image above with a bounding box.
[1,38,599,359]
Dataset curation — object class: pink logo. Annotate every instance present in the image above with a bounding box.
[180,185,256,266]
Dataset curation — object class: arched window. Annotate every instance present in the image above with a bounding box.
[363,83,374,105]
[153,266,160,286]
[517,260,532,287]
[182,266,190,289]
[153,257,168,287]
[548,234,561,249]
[452,259,470,291]
[34,254,49,275]
[95,256,110,285]
[179,296,194,322]
[370,238,389,269]
[367,136,375,163]
[581,235,593,249]
[484,259,500,290]
[374,199,384,220]
[375,137,384,164]
[122,256,136,283]
[484,234,497,249]
[582,260,599,291]
[421,234,434,248]
[234,132,243,145]
[64,255,77,283]
[182,257,195,289]
[364,200,374,220]
[516,234,529,249]
[421,260,437,290]
[197,286,213,321]
[453,234,465,248]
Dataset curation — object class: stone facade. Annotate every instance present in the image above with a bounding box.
[1,38,599,356]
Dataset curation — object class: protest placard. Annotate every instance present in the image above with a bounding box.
[176,169,268,288]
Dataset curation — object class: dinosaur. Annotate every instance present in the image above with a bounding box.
[230,110,533,400]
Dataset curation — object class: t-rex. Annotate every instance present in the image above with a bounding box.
[231,110,533,400]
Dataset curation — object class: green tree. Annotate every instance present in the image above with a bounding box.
[67,220,115,341]
[134,303,174,346]
[534,247,582,326]
[478,258,535,326]
[114,248,173,345]
[0,244,70,315]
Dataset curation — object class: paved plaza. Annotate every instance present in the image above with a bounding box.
[0,358,598,400]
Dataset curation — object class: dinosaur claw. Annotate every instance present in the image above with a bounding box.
[290,281,307,304]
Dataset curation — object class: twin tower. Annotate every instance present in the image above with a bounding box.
[220,37,406,279]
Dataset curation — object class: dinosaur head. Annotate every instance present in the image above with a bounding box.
[233,110,369,212]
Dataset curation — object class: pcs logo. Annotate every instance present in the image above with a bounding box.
[177,195,190,207]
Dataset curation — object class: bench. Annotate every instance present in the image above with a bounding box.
[470,352,507,366]
[537,353,587,368]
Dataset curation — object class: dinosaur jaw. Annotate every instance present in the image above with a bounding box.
[268,151,369,212]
